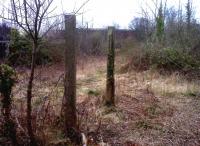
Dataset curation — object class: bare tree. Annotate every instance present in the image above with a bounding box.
[0,0,56,145]
[141,0,167,39]
[0,0,90,144]
[129,17,151,41]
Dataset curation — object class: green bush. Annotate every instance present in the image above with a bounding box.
[149,48,200,71]
[124,47,200,73]
[8,29,52,66]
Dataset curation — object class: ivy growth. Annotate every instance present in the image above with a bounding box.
[0,64,16,100]
[156,2,165,43]
[0,64,18,145]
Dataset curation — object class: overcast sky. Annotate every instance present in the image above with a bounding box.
[1,0,200,29]
[54,0,200,29]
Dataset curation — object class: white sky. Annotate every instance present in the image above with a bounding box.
[1,0,200,29]
[54,0,200,29]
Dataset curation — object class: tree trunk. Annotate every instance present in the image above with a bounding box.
[104,27,115,106]
[26,41,37,146]
[64,15,77,135]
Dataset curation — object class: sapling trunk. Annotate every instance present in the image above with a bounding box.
[26,42,38,146]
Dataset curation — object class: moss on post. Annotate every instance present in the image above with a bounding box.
[104,26,115,107]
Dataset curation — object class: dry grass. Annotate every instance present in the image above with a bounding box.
[8,54,200,146]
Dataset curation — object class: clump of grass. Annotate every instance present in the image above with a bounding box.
[96,106,124,124]
[183,90,199,97]
[135,120,164,132]
[84,76,97,83]
[136,120,153,130]
[142,71,200,98]
[33,97,43,106]
[57,131,65,139]
[96,106,117,116]
[161,91,178,97]
[96,69,105,75]
[87,89,101,96]
[145,104,162,118]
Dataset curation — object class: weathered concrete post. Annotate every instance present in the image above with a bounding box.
[64,15,77,133]
[104,26,115,106]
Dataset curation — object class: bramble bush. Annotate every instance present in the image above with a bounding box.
[123,47,200,73]
[148,48,200,71]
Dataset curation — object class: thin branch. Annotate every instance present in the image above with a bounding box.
[23,0,34,39]
[37,0,53,33]
[11,0,29,34]
[73,0,90,14]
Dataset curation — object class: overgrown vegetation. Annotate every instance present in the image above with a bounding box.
[131,47,200,71]
[128,0,200,74]
[0,0,200,146]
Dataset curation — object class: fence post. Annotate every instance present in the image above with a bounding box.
[104,26,115,106]
[64,15,77,133]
